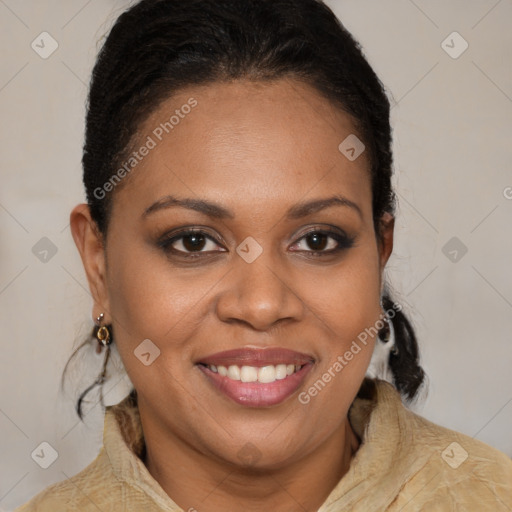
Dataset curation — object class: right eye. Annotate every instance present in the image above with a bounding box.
[158,229,227,258]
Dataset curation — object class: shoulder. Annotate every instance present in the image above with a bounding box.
[408,405,512,469]
[362,380,512,509]
[397,404,512,508]
[14,448,123,512]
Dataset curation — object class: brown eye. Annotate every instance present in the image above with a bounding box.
[181,232,207,252]
[291,229,355,255]
[304,232,330,251]
[158,229,225,256]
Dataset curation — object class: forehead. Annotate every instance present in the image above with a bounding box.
[111,78,372,223]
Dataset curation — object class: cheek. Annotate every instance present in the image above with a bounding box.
[104,247,212,411]
[303,234,382,345]
[107,230,211,324]
[300,234,381,392]
[104,239,217,364]
[294,242,381,437]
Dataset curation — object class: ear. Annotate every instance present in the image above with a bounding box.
[69,204,111,319]
[377,211,394,274]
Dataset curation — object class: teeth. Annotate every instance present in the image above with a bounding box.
[227,365,241,380]
[240,366,258,382]
[258,365,276,383]
[206,363,303,383]
[275,364,287,380]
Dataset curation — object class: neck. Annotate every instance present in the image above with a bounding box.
[140,408,360,512]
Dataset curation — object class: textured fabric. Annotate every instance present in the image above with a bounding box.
[15,379,512,511]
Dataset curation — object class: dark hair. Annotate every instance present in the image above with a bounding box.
[63,0,425,420]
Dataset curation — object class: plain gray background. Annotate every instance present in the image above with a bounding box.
[1,0,511,509]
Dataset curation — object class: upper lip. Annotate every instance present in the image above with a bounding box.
[197,347,314,367]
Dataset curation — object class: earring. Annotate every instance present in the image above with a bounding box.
[94,313,113,385]
[95,313,112,354]
[76,313,113,417]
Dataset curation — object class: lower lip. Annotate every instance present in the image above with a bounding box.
[198,364,313,407]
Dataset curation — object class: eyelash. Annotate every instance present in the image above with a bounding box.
[157,227,355,260]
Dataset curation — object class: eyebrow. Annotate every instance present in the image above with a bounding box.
[142,194,363,220]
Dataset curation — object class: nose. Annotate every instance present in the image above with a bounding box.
[215,252,306,331]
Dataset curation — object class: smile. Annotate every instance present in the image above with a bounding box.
[196,348,314,407]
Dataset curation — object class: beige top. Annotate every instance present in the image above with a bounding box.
[15,379,512,511]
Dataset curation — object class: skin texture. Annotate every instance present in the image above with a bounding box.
[70,78,394,512]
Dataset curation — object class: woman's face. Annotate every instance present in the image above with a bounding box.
[73,78,393,469]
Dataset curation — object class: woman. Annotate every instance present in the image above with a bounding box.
[16,0,512,510]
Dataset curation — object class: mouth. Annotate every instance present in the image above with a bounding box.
[196,348,314,407]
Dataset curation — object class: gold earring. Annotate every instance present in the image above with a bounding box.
[95,313,112,354]
[76,313,114,419]
[93,313,113,387]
